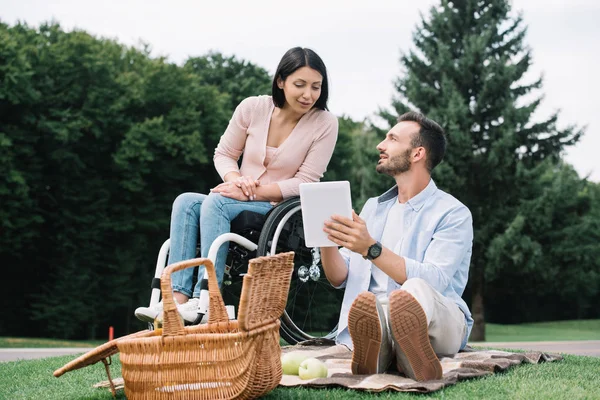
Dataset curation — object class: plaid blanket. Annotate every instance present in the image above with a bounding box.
[279,340,563,393]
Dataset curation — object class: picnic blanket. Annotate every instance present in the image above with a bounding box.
[278,339,563,393]
[94,339,563,394]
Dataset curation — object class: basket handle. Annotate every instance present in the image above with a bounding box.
[160,258,229,336]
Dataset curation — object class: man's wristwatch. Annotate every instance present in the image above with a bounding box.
[363,241,383,260]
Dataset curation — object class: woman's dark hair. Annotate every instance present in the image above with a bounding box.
[398,111,446,172]
[271,47,329,111]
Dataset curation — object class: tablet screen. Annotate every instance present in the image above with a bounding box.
[299,181,352,248]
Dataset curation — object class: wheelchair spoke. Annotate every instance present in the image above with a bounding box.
[301,277,320,333]
[287,280,305,321]
[251,196,345,344]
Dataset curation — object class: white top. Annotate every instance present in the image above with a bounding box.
[369,199,405,302]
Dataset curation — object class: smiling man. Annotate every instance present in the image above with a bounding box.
[320,111,474,381]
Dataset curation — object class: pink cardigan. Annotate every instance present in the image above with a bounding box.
[213,96,339,199]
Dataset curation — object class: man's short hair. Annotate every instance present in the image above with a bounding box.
[398,111,446,172]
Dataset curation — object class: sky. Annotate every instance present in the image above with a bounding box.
[2,0,599,181]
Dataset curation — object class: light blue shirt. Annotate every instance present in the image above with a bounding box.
[335,179,474,350]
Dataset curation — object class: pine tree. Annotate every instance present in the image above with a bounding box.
[381,0,583,339]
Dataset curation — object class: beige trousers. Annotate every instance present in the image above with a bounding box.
[380,278,467,357]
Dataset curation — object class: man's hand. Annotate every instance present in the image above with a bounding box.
[210,181,249,201]
[324,210,375,257]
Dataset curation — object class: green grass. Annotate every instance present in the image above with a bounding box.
[0,337,104,348]
[0,352,598,399]
[264,355,600,399]
[2,321,599,399]
[478,320,600,342]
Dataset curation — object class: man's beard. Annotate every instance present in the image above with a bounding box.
[376,149,412,176]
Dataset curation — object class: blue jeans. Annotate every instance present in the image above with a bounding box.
[168,192,273,298]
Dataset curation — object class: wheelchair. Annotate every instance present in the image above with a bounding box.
[142,196,345,345]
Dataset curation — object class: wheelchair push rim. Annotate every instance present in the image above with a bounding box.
[256,197,343,345]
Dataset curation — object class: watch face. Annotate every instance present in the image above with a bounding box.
[369,243,382,259]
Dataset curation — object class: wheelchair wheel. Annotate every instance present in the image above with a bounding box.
[256,197,344,345]
[220,244,256,322]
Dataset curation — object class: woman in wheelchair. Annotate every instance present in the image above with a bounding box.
[135,47,338,324]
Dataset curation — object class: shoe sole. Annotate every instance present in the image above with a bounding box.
[348,292,383,375]
[389,291,442,381]
[134,308,159,323]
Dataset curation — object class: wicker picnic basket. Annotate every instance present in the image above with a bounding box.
[54,251,295,399]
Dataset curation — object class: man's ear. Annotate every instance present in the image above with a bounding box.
[413,146,426,163]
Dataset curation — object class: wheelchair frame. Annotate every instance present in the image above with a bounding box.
[142,197,344,345]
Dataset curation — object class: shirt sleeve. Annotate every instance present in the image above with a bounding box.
[331,247,352,289]
[329,198,376,289]
[213,97,256,180]
[400,206,473,293]
[276,113,339,198]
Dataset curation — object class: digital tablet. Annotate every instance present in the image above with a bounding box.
[299,181,353,248]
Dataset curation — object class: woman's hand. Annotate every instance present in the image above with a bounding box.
[211,181,249,201]
[233,176,260,200]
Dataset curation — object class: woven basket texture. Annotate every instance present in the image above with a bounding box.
[55,251,295,400]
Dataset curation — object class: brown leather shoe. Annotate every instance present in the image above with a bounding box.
[389,290,442,381]
[348,292,391,375]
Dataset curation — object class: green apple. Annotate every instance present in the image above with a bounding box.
[281,352,309,375]
[298,358,328,380]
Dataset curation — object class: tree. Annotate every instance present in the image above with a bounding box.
[486,163,600,322]
[321,116,395,211]
[381,0,583,339]
[184,52,271,112]
[0,21,44,255]
[0,21,273,338]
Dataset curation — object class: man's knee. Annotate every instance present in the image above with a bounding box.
[401,278,431,293]
[399,278,437,310]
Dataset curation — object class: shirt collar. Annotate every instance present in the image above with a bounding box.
[377,179,438,212]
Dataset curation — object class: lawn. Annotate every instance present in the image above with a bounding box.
[1,352,598,400]
[479,320,600,342]
[1,320,599,399]
[0,337,104,348]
